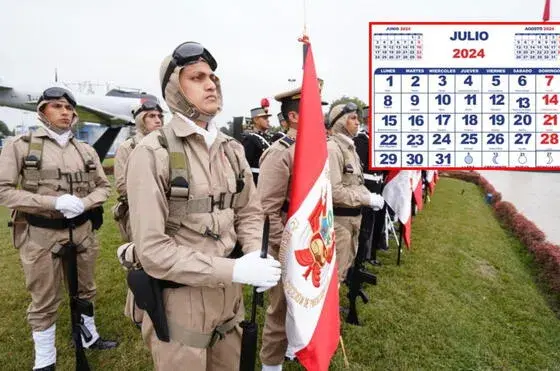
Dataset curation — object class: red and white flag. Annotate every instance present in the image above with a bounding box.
[382,170,413,248]
[426,170,438,196]
[411,170,424,212]
[280,39,340,371]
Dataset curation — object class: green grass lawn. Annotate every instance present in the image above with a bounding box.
[1,177,559,370]
[102,158,114,168]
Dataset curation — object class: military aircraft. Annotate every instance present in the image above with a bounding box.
[0,78,159,161]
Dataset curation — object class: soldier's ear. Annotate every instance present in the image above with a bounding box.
[288,111,298,124]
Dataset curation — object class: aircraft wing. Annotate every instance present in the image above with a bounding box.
[0,84,12,91]
[75,103,132,126]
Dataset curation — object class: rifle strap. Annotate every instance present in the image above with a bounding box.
[167,312,243,349]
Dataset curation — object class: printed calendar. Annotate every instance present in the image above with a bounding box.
[369,22,560,170]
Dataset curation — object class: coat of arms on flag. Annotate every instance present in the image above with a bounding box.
[294,186,335,288]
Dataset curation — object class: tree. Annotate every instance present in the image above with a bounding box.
[328,96,367,115]
[0,120,11,137]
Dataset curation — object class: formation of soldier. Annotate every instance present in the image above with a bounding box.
[0,40,396,371]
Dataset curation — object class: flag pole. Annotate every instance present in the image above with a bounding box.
[339,336,350,368]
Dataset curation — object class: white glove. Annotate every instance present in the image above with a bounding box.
[369,193,385,211]
[232,250,281,289]
[55,194,85,219]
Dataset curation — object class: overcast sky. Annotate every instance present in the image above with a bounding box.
[0,0,549,129]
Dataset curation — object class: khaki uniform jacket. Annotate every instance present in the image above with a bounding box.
[126,117,263,288]
[0,126,110,222]
[257,127,296,253]
[114,132,144,197]
[327,133,370,208]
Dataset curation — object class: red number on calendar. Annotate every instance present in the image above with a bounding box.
[541,133,559,144]
[452,48,485,58]
[543,114,558,125]
[545,75,555,86]
[542,94,559,105]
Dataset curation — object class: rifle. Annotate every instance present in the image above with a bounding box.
[346,207,377,326]
[59,173,94,371]
[239,215,270,371]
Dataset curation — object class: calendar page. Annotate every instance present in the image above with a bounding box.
[369,22,560,170]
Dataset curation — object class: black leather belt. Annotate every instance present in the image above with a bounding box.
[333,207,361,217]
[23,211,91,230]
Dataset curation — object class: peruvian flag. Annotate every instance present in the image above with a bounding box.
[280,39,340,371]
[382,170,413,248]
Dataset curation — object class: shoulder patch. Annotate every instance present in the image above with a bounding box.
[278,136,295,148]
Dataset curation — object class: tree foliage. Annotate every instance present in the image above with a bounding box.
[0,120,13,137]
[328,96,367,115]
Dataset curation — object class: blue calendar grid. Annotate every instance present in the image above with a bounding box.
[373,33,423,60]
[372,68,560,168]
[514,33,560,60]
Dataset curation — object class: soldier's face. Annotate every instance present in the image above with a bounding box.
[345,113,360,137]
[254,116,270,130]
[42,98,74,130]
[143,110,163,133]
[179,62,220,114]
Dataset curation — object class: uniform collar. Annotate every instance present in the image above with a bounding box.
[333,132,355,148]
[173,113,219,148]
[286,127,297,139]
[35,125,74,147]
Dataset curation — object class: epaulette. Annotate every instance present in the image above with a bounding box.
[278,136,295,148]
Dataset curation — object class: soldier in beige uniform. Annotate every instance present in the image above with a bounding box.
[125,41,281,370]
[0,87,117,371]
[326,103,385,283]
[258,83,327,371]
[113,100,163,325]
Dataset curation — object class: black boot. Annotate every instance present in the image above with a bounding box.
[87,337,118,350]
[33,364,55,371]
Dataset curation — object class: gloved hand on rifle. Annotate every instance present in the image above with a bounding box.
[232,250,281,293]
[55,194,85,219]
[369,193,385,211]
